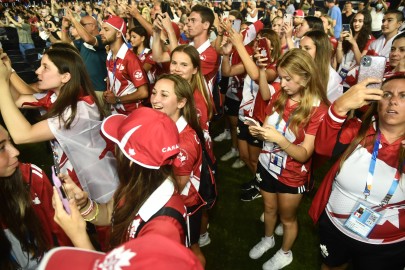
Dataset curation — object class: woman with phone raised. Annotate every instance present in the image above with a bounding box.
[310,75,405,270]
[336,10,374,91]
[0,44,118,204]
[248,49,329,269]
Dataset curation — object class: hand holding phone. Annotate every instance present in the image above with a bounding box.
[244,116,261,127]
[232,19,242,33]
[52,166,71,214]
[357,56,386,89]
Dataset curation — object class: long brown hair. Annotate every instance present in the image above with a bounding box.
[339,76,405,178]
[275,49,329,136]
[302,30,332,94]
[170,44,213,119]
[109,151,175,248]
[0,169,50,269]
[40,45,105,129]
[156,74,204,143]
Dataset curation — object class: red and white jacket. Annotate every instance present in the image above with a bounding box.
[173,116,203,208]
[310,104,405,244]
[106,43,149,114]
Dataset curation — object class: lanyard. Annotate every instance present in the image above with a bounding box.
[363,130,400,206]
[275,111,294,137]
[363,131,381,199]
[110,58,118,93]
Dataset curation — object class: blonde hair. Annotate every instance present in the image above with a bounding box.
[274,49,329,135]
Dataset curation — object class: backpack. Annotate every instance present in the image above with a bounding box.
[134,207,188,245]
[198,141,217,210]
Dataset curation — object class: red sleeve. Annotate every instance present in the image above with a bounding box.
[200,47,219,77]
[173,132,200,176]
[126,53,149,88]
[21,163,72,247]
[144,52,156,66]
[138,216,184,244]
[314,104,361,158]
[304,103,328,136]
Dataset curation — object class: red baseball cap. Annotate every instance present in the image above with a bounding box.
[103,15,127,42]
[38,234,203,270]
[293,10,305,18]
[101,107,180,169]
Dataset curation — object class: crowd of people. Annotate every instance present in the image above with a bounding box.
[0,0,404,269]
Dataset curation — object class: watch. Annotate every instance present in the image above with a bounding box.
[115,96,121,104]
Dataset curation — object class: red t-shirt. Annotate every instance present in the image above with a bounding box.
[106,44,149,114]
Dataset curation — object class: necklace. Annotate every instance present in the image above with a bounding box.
[289,97,301,103]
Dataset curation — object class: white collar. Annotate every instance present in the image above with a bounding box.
[176,116,188,133]
[137,178,175,222]
[190,39,211,54]
[107,43,129,61]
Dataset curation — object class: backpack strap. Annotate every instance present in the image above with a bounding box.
[134,207,187,243]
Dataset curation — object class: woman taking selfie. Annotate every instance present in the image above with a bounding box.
[310,75,405,270]
[336,10,374,90]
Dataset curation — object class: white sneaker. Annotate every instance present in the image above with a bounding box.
[249,237,275,259]
[275,223,284,236]
[198,232,211,247]
[214,130,231,142]
[220,148,239,161]
[231,159,246,169]
[262,249,293,270]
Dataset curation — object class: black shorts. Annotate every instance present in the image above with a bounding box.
[319,211,405,270]
[256,162,306,194]
[224,96,240,117]
[186,205,203,245]
[237,119,263,148]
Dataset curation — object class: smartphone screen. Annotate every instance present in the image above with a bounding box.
[342,24,350,32]
[232,19,241,33]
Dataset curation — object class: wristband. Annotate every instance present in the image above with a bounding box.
[84,201,99,222]
[115,96,121,104]
[81,199,94,216]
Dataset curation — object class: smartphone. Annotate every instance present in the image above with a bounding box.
[46,22,52,29]
[57,8,66,18]
[223,11,229,18]
[257,37,270,58]
[283,13,292,25]
[52,166,71,214]
[357,56,386,89]
[232,19,242,33]
[342,24,350,32]
[244,116,261,127]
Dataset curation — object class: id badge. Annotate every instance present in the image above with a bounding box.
[338,67,349,80]
[344,203,381,238]
[268,152,285,175]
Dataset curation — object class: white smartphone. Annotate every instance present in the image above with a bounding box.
[283,13,292,25]
[357,55,386,89]
[232,19,242,33]
[244,116,260,127]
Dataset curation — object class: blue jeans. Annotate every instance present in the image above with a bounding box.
[19,43,35,60]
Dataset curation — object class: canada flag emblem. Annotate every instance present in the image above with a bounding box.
[134,71,143,80]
